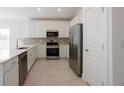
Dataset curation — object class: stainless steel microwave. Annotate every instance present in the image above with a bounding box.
[47,32,58,38]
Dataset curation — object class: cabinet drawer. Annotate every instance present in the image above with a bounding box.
[4,57,18,73]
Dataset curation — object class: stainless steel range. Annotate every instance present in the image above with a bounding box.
[46,31,59,60]
[46,41,59,60]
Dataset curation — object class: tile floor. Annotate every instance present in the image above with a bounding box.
[24,58,88,86]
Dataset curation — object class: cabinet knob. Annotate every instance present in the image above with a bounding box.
[85,49,89,52]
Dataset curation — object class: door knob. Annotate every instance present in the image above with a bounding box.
[85,49,89,52]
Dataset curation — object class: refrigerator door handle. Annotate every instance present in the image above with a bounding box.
[70,35,73,48]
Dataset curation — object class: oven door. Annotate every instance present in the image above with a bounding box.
[47,48,59,56]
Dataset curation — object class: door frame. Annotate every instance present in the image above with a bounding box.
[106,7,113,85]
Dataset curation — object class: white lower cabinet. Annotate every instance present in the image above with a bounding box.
[27,46,37,71]
[4,57,19,86]
[0,65,3,85]
[37,44,46,58]
[60,44,69,58]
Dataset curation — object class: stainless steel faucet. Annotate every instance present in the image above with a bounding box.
[16,37,23,49]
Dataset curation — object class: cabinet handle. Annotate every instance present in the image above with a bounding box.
[85,49,89,52]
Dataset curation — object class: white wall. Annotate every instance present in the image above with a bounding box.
[112,7,124,85]
[0,20,29,48]
[70,8,83,27]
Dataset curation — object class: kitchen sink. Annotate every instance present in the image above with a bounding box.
[18,47,29,49]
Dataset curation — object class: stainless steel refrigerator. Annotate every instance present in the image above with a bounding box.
[69,24,83,77]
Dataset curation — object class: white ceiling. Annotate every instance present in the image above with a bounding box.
[0,7,81,20]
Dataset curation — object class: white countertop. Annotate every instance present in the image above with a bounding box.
[0,45,37,64]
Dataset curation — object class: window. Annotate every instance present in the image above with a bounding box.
[0,29,10,48]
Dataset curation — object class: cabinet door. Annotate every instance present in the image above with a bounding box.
[60,46,64,57]
[47,21,58,31]
[58,21,65,37]
[32,47,37,64]
[0,65,3,85]
[48,21,58,30]
[39,22,47,38]
[60,45,69,58]
[60,45,67,58]
[33,21,40,37]
[64,22,69,37]
[37,44,46,58]
[51,21,58,30]
[58,21,69,38]
[28,49,33,71]
[47,21,52,30]
[27,46,38,71]
[33,46,37,61]
[28,21,34,37]
[4,63,19,86]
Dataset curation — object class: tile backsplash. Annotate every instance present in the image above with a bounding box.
[23,38,69,45]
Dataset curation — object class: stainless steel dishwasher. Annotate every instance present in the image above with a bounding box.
[18,52,27,86]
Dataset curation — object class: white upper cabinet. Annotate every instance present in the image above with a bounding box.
[47,21,58,31]
[28,20,69,38]
[28,21,34,37]
[28,21,47,38]
[58,21,69,38]
[39,21,47,38]
[64,22,70,37]
[58,21,64,37]
[33,21,40,38]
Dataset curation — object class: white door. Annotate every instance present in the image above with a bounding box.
[85,8,106,86]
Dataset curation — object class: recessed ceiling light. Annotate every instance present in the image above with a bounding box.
[37,8,41,11]
[58,8,62,12]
